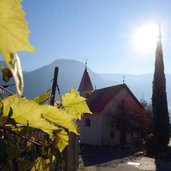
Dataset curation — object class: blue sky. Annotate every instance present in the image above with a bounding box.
[15,0,171,74]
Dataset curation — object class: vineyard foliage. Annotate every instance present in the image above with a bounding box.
[2,90,92,151]
[0,1,92,170]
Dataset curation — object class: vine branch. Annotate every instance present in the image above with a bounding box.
[0,85,14,95]
[0,125,41,146]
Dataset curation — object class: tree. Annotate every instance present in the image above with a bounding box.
[152,26,170,152]
[140,99,153,118]
[107,100,150,146]
[140,99,153,132]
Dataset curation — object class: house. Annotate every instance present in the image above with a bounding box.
[79,66,147,146]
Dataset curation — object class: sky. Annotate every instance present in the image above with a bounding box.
[9,0,171,74]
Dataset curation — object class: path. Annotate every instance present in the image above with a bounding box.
[78,141,171,171]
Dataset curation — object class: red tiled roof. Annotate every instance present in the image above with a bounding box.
[87,84,141,113]
[78,68,93,92]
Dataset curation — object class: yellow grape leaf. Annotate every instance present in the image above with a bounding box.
[0,0,35,65]
[32,91,51,104]
[54,129,69,152]
[42,105,78,134]
[2,94,77,135]
[0,0,35,95]
[61,89,92,119]
[2,89,91,151]
[2,95,57,136]
[31,157,50,171]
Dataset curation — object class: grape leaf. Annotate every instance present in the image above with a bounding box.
[0,0,35,95]
[41,105,78,134]
[0,0,35,65]
[32,91,51,104]
[2,95,77,135]
[31,157,50,171]
[54,129,68,152]
[2,95,57,136]
[61,89,92,119]
[2,89,91,151]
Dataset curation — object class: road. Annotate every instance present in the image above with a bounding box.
[78,143,171,171]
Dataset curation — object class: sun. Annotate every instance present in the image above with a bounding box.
[134,23,158,53]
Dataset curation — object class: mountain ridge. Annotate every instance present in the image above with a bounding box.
[0,59,170,111]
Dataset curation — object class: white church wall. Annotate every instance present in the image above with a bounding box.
[80,113,103,145]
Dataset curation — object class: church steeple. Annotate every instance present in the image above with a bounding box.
[78,61,93,97]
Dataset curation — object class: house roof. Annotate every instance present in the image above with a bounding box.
[78,68,93,92]
[87,84,141,113]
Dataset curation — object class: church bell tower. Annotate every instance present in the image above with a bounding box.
[78,61,93,98]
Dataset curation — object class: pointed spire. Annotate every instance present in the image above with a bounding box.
[85,59,87,70]
[78,61,93,96]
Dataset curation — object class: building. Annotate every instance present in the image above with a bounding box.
[79,67,147,146]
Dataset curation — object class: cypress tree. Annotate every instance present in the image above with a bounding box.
[152,26,170,152]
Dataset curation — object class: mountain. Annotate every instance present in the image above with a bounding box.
[0,59,170,111]
[23,59,116,99]
[0,59,114,98]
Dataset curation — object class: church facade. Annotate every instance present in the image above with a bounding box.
[78,67,147,146]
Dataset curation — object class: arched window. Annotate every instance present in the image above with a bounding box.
[85,118,91,127]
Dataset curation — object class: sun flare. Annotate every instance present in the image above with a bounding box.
[134,23,158,53]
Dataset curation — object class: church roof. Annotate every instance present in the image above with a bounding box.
[87,84,141,113]
[78,68,93,92]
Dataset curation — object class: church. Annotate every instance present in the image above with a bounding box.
[78,66,148,146]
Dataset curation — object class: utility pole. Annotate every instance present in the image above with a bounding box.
[50,67,61,170]
[50,67,58,105]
